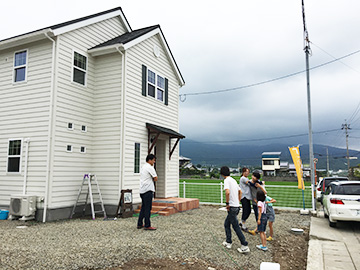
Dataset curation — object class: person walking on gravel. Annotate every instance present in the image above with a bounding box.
[239,167,252,232]
[221,166,250,254]
[137,154,157,230]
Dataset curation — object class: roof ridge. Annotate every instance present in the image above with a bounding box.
[0,7,128,43]
[50,7,123,30]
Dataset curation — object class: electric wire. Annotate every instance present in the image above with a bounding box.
[348,102,360,124]
[310,42,360,74]
[183,128,339,144]
[179,48,360,99]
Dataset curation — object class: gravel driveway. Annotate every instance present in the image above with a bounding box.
[0,205,310,270]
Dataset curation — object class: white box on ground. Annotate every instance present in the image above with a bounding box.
[260,262,280,270]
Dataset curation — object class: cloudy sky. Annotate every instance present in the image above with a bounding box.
[2,0,360,151]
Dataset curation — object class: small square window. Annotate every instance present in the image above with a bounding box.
[67,123,74,130]
[80,146,86,153]
[81,125,87,132]
[66,145,73,152]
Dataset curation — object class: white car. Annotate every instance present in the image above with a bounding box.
[322,181,360,227]
[317,177,349,203]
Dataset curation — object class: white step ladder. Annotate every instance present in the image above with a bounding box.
[70,174,107,220]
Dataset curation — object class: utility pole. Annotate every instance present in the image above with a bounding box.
[341,121,351,175]
[326,147,330,176]
[302,0,316,211]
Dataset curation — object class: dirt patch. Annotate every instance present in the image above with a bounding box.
[114,257,225,270]
[271,228,309,270]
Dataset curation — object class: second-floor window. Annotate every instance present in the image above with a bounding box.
[142,65,168,105]
[147,69,165,102]
[14,50,27,82]
[73,52,87,85]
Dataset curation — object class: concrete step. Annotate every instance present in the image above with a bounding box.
[136,197,199,216]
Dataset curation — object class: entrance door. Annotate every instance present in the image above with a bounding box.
[154,139,166,198]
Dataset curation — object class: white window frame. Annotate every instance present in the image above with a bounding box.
[66,145,73,152]
[13,49,28,84]
[72,50,88,87]
[81,125,87,132]
[7,138,23,174]
[147,69,165,103]
[80,146,86,153]
[67,122,74,130]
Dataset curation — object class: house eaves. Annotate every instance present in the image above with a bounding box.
[0,7,131,51]
[88,25,185,86]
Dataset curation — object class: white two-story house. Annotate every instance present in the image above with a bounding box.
[262,152,281,176]
[0,7,185,221]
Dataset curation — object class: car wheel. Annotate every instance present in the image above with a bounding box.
[328,216,336,228]
[322,205,329,218]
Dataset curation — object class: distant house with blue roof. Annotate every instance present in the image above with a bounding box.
[262,152,281,176]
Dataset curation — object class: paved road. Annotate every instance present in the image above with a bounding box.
[307,213,360,270]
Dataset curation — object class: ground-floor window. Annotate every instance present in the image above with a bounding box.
[7,139,22,173]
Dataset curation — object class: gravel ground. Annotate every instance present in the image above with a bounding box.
[0,205,310,270]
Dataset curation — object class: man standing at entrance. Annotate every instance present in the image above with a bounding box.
[137,154,157,230]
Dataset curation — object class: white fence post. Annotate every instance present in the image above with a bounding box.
[220,182,223,205]
[183,181,186,198]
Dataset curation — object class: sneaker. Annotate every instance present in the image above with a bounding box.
[242,226,248,232]
[222,241,232,249]
[137,225,144,229]
[144,226,157,230]
[248,229,256,236]
[237,245,250,254]
[256,245,268,251]
[266,236,273,241]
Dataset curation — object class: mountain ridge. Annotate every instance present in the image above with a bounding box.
[180,140,359,170]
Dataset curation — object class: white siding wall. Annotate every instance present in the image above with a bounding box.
[49,17,126,208]
[0,40,52,205]
[92,53,122,205]
[123,34,181,203]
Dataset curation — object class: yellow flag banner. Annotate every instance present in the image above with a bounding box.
[289,146,305,190]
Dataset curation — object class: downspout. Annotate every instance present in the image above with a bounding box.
[43,32,56,222]
[116,46,126,198]
[22,138,30,195]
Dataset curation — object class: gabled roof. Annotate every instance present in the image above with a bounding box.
[0,7,185,86]
[0,7,131,50]
[90,25,158,50]
[89,25,185,86]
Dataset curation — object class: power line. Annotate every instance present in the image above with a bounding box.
[183,128,340,144]
[348,101,360,123]
[179,48,360,99]
[310,42,360,74]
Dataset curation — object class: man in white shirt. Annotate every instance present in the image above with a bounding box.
[221,166,250,254]
[137,154,158,230]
